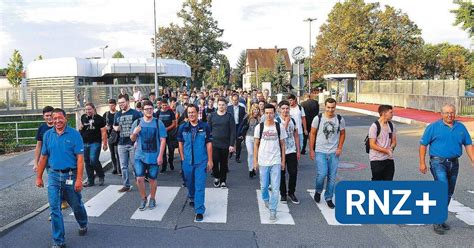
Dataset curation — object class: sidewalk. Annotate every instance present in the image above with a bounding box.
[337,102,474,133]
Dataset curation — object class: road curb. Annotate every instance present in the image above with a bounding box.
[336,105,429,127]
[0,160,112,234]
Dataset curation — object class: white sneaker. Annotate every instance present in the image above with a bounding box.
[269,211,277,222]
[213,178,220,188]
[220,182,227,188]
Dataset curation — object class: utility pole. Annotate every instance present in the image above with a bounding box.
[153,0,158,95]
[304,17,317,93]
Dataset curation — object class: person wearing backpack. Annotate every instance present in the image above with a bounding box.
[254,104,287,222]
[277,100,301,204]
[309,98,346,209]
[288,94,308,155]
[367,105,397,181]
[130,100,167,210]
[103,99,121,176]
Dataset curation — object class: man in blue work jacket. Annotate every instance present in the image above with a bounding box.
[36,108,88,248]
[419,103,474,235]
[177,104,213,222]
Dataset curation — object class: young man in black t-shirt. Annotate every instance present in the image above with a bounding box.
[103,99,121,175]
[157,99,177,172]
[80,102,108,187]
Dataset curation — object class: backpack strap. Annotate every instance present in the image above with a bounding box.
[388,121,393,133]
[375,121,381,137]
[155,117,160,139]
[258,122,264,140]
[290,117,296,126]
[316,113,323,130]
[337,114,342,133]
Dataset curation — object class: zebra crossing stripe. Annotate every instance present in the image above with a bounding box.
[131,186,181,221]
[449,199,474,225]
[73,185,125,217]
[256,190,295,225]
[195,188,228,223]
[307,189,361,226]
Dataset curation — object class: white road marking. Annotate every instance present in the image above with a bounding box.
[131,186,181,221]
[449,199,474,225]
[73,185,125,217]
[195,188,228,223]
[307,189,361,226]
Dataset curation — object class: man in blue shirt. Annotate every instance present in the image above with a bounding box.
[130,100,167,210]
[419,103,474,235]
[114,94,143,193]
[177,104,213,222]
[36,108,88,248]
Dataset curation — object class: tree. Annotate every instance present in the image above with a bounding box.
[451,0,474,37]
[6,49,23,87]
[438,44,469,79]
[155,0,231,88]
[112,51,125,58]
[216,54,231,86]
[312,0,423,80]
[273,51,289,92]
[233,50,246,88]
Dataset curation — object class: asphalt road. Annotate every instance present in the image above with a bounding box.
[1,110,473,247]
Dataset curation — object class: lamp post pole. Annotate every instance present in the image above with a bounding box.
[153,0,159,96]
[100,45,108,58]
[304,17,316,93]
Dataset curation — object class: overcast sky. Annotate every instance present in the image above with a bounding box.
[0,0,471,69]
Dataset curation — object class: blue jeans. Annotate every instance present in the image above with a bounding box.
[299,133,304,152]
[118,144,135,188]
[259,164,281,212]
[430,158,459,205]
[182,161,207,214]
[134,159,159,180]
[315,152,339,201]
[84,142,104,184]
[47,169,88,245]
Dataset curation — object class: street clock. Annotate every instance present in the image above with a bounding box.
[292,46,306,61]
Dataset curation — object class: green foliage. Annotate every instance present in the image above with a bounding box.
[312,0,423,80]
[451,0,474,37]
[112,51,125,58]
[232,50,246,88]
[0,68,7,76]
[7,49,24,87]
[156,0,231,88]
[421,43,470,80]
[203,54,231,87]
[273,51,289,92]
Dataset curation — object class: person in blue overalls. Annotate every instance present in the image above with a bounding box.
[177,104,213,222]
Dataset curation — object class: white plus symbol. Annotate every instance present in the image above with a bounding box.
[415,193,437,214]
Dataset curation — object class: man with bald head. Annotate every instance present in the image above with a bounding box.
[419,103,474,235]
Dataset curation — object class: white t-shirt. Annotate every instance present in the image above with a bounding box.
[311,114,345,153]
[133,91,143,101]
[290,105,306,134]
[254,122,287,166]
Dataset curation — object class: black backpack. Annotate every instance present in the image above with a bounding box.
[364,121,393,153]
[316,113,342,133]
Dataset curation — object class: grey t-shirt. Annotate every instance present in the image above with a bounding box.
[277,117,297,154]
[311,114,346,153]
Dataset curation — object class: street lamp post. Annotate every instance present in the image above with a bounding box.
[100,45,108,58]
[153,0,159,96]
[304,17,317,93]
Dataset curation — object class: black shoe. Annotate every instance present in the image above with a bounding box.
[83,182,94,188]
[236,159,241,163]
[160,168,166,173]
[314,192,321,203]
[326,200,335,209]
[280,195,287,204]
[213,178,220,188]
[288,194,300,205]
[98,177,105,186]
[170,164,175,171]
[112,170,118,174]
[441,222,450,230]
[52,244,66,248]
[251,169,256,177]
[144,176,149,182]
[78,226,87,236]
[195,213,204,222]
[300,151,306,155]
[189,200,194,207]
[249,171,253,178]
[433,224,445,235]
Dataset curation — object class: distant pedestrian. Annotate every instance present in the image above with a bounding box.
[241,105,261,178]
[287,94,308,154]
[300,93,319,154]
[114,94,143,193]
[35,108,88,248]
[130,100,167,210]
[80,102,108,187]
[309,98,346,209]
[368,105,397,181]
[177,104,213,221]
[254,104,287,222]
[228,94,246,163]
[157,99,178,173]
[419,103,474,235]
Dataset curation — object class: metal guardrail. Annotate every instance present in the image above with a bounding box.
[0,120,43,146]
[459,96,474,116]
